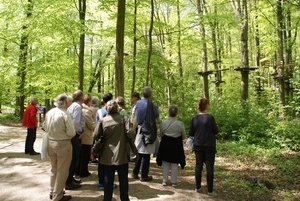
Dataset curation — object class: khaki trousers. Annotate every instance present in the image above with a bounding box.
[48,140,72,201]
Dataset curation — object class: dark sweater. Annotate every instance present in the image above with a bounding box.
[189,114,218,148]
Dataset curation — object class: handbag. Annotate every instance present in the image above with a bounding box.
[186,136,194,151]
[41,132,49,161]
[92,136,105,158]
[92,121,105,158]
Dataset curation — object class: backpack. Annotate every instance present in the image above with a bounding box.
[140,100,157,146]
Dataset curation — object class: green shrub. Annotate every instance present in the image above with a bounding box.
[271,119,300,151]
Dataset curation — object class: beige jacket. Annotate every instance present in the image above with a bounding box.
[82,103,96,145]
[43,107,75,141]
[94,113,130,166]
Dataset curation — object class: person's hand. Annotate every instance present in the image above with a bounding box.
[79,134,83,140]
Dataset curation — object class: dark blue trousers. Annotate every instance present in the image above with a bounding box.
[194,146,215,192]
[133,153,150,178]
[66,135,81,184]
[25,127,37,153]
[103,163,129,201]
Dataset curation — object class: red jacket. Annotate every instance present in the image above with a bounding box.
[22,104,37,129]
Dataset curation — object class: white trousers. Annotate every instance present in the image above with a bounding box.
[162,160,178,184]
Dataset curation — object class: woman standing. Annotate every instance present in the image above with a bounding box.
[94,100,131,201]
[156,106,186,187]
[79,95,96,177]
[189,98,218,196]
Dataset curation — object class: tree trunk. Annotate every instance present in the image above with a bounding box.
[17,0,33,119]
[78,0,86,91]
[115,0,126,97]
[197,0,209,100]
[146,0,154,86]
[277,0,285,105]
[131,0,138,94]
[177,0,184,102]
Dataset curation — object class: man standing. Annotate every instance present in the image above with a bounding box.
[132,86,159,182]
[129,92,140,161]
[22,97,39,155]
[66,90,85,190]
[44,94,75,201]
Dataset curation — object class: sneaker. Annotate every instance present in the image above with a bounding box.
[59,195,72,201]
[98,183,104,190]
[141,175,153,182]
[171,183,177,187]
[98,183,118,190]
[195,188,201,193]
[162,182,167,186]
[208,191,217,197]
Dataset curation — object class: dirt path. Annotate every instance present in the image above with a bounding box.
[0,124,221,201]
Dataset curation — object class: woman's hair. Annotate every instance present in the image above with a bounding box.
[91,96,99,106]
[198,98,208,112]
[116,96,125,107]
[169,106,178,117]
[106,100,119,114]
[84,94,92,105]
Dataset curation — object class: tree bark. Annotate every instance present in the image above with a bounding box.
[277,0,285,105]
[115,0,126,97]
[131,0,138,94]
[146,0,154,86]
[78,0,86,91]
[17,0,33,119]
[177,0,184,102]
[197,0,209,100]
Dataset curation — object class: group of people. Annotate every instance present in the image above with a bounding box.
[22,86,219,201]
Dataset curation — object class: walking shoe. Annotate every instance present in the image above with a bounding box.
[208,191,217,197]
[50,191,65,199]
[29,151,40,155]
[141,175,153,182]
[171,183,177,187]
[162,182,167,186]
[98,183,118,190]
[73,178,82,184]
[195,188,201,193]
[98,183,104,190]
[59,195,72,201]
[65,182,81,190]
[132,172,139,179]
[80,172,91,178]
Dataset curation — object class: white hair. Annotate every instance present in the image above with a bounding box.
[29,97,37,104]
[55,94,68,108]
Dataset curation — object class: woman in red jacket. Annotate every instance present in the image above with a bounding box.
[22,97,39,155]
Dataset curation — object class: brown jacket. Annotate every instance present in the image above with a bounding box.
[94,113,130,166]
[82,103,96,145]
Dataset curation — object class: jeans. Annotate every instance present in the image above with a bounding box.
[194,146,216,192]
[103,163,129,201]
[66,135,81,184]
[25,127,37,153]
[133,153,150,178]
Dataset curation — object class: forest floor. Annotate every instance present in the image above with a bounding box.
[0,123,299,201]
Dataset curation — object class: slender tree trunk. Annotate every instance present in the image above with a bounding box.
[17,0,33,119]
[177,0,184,102]
[197,0,209,100]
[146,0,154,86]
[115,0,126,97]
[78,0,86,91]
[277,0,285,105]
[232,0,250,101]
[131,0,138,94]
